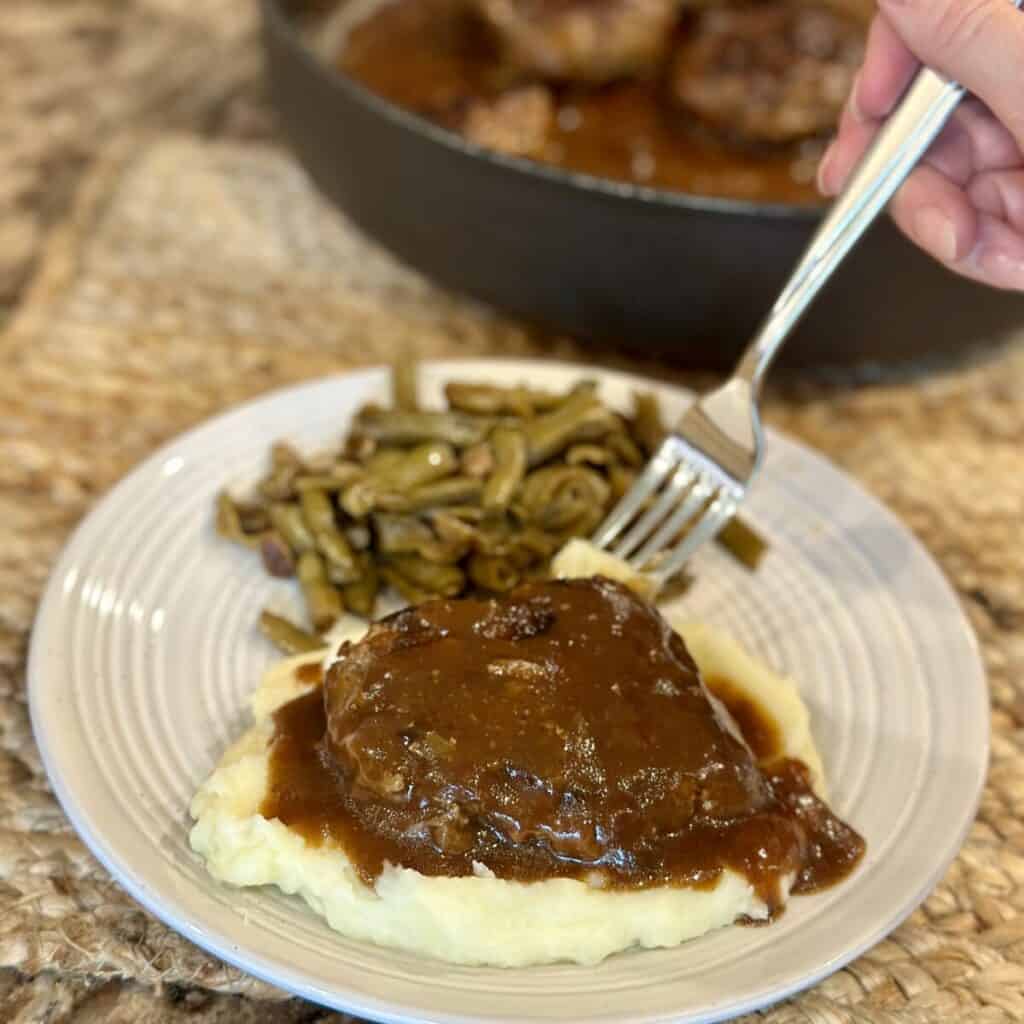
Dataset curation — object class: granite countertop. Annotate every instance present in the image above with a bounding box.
[3,4,1024,1023]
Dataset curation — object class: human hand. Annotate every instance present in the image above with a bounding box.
[817,0,1024,290]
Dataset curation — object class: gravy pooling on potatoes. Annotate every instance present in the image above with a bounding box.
[261,578,863,907]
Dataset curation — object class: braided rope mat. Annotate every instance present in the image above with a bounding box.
[2,135,1023,1022]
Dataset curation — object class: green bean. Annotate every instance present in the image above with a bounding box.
[392,357,419,411]
[522,391,617,466]
[345,524,372,550]
[269,502,316,553]
[296,550,344,631]
[565,444,613,467]
[260,532,295,577]
[632,391,666,455]
[260,442,305,500]
[339,478,375,519]
[379,564,435,606]
[236,502,270,534]
[482,426,527,509]
[343,555,379,618]
[374,514,435,555]
[468,553,520,593]
[376,442,459,491]
[355,408,491,447]
[520,466,611,529]
[609,465,637,502]
[299,489,336,534]
[402,477,483,511]
[461,442,495,479]
[294,464,363,492]
[514,527,562,559]
[444,381,561,417]
[258,610,324,655]
[317,529,361,583]
[606,431,644,468]
[386,555,465,597]
[716,517,768,570]
[365,449,408,476]
[215,493,260,548]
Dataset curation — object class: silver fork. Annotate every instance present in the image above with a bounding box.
[593,53,1000,584]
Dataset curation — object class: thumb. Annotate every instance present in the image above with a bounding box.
[877,0,1024,144]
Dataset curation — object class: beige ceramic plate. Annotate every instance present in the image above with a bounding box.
[29,360,987,1023]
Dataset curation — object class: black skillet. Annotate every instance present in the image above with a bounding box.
[262,0,1024,369]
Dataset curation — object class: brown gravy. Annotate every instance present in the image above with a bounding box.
[337,0,828,204]
[262,578,863,908]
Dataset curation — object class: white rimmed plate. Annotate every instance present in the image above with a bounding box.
[29,359,988,1024]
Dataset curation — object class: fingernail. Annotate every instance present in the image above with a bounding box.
[981,249,1024,289]
[817,142,838,195]
[913,207,959,263]
[848,73,867,124]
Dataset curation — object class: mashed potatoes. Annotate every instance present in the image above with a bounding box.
[189,613,825,968]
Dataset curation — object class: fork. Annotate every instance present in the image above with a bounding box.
[593,50,1007,584]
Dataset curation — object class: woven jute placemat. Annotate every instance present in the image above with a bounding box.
[2,134,1024,1023]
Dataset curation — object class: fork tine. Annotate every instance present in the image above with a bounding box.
[631,474,715,569]
[613,464,696,559]
[655,490,740,582]
[591,441,682,548]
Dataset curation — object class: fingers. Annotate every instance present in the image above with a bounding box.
[888,165,1024,288]
[819,95,1023,196]
[877,0,1024,146]
[851,13,919,121]
[889,164,977,263]
[968,169,1024,230]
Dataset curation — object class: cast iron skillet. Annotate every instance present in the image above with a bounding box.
[262,0,1024,369]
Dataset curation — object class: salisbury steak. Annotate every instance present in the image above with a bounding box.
[321,576,814,892]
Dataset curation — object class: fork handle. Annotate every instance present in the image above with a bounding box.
[735,66,972,391]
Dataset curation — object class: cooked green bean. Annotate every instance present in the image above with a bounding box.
[355,408,491,447]
[376,442,459,491]
[632,391,666,455]
[523,391,617,466]
[260,532,295,578]
[444,381,561,417]
[269,502,316,553]
[461,442,495,479]
[296,550,344,631]
[343,554,379,618]
[258,610,324,655]
[365,448,408,475]
[345,523,372,550]
[520,466,610,529]
[392,356,419,411]
[317,530,361,584]
[299,489,336,534]
[216,367,770,626]
[468,553,520,593]
[483,426,527,510]
[260,442,305,500]
[379,564,435,605]
[609,465,637,502]
[402,477,483,511]
[606,431,644,468]
[386,555,465,597]
[215,493,260,548]
[565,444,614,467]
[716,517,768,570]
[294,464,363,492]
[236,502,270,534]
[339,478,375,519]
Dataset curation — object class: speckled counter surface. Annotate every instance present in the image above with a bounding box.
[3,5,1024,1023]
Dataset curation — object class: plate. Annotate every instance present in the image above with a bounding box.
[29,359,988,1024]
